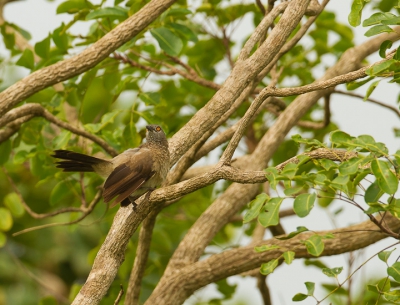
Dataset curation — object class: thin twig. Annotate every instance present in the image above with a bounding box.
[0,103,118,156]
[218,67,283,165]
[113,285,124,305]
[333,89,400,118]
[12,190,102,236]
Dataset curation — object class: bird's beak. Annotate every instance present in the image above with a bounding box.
[146,125,153,132]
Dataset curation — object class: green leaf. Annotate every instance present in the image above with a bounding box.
[150,27,183,56]
[284,185,306,196]
[388,262,400,282]
[16,48,35,70]
[353,135,389,155]
[139,92,161,105]
[305,282,315,296]
[0,208,13,231]
[276,226,309,240]
[54,130,72,149]
[169,23,198,42]
[35,35,51,59]
[366,59,396,76]
[395,46,400,61]
[13,150,28,165]
[379,40,393,58]
[388,198,400,217]
[165,8,192,17]
[346,76,375,90]
[283,251,295,265]
[1,25,15,50]
[368,277,391,294]
[39,296,58,305]
[304,259,328,269]
[304,235,324,257]
[50,181,71,206]
[338,158,361,176]
[384,289,400,302]
[69,283,82,302]
[319,159,338,171]
[322,267,343,277]
[371,159,398,195]
[281,163,298,180]
[0,139,12,165]
[365,180,384,203]
[52,24,69,52]
[0,232,6,248]
[86,7,128,20]
[292,293,308,301]
[330,130,353,146]
[258,197,284,227]
[291,134,325,148]
[365,25,394,37]
[8,23,31,40]
[4,192,24,217]
[243,193,269,223]
[264,167,280,190]
[379,249,396,263]
[384,16,400,26]
[84,109,122,133]
[293,193,316,217]
[254,244,280,252]
[260,258,279,275]
[348,0,365,27]
[363,12,397,26]
[365,80,380,100]
[57,0,93,14]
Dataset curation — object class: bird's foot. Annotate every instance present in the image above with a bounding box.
[144,188,155,202]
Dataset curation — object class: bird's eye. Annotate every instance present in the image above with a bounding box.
[156,126,161,132]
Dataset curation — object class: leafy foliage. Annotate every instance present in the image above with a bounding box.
[0,0,399,304]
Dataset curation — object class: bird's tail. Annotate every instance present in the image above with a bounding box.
[52,150,105,172]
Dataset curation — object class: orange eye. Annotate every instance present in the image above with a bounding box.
[156,126,161,132]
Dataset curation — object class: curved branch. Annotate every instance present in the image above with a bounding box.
[0,114,34,143]
[13,190,102,236]
[113,52,221,91]
[0,103,118,156]
[0,0,177,117]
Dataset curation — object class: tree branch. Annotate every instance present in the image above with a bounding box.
[168,0,312,165]
[125,208,160,305]
[333,89,400,118]
[147,215,400,304]
[152,27,400,305]
[0,0,177,117]
[0,103,118,156]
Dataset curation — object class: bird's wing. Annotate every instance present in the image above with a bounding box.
[102,148,154,205]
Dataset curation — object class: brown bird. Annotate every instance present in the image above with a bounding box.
[52,125,170,208]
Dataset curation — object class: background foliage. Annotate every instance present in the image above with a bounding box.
[0,0,400,304]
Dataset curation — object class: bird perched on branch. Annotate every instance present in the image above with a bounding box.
[52,125,170,208]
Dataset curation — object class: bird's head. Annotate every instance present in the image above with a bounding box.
[146,125,168,146]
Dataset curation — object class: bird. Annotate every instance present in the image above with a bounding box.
[51,124,170,208]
